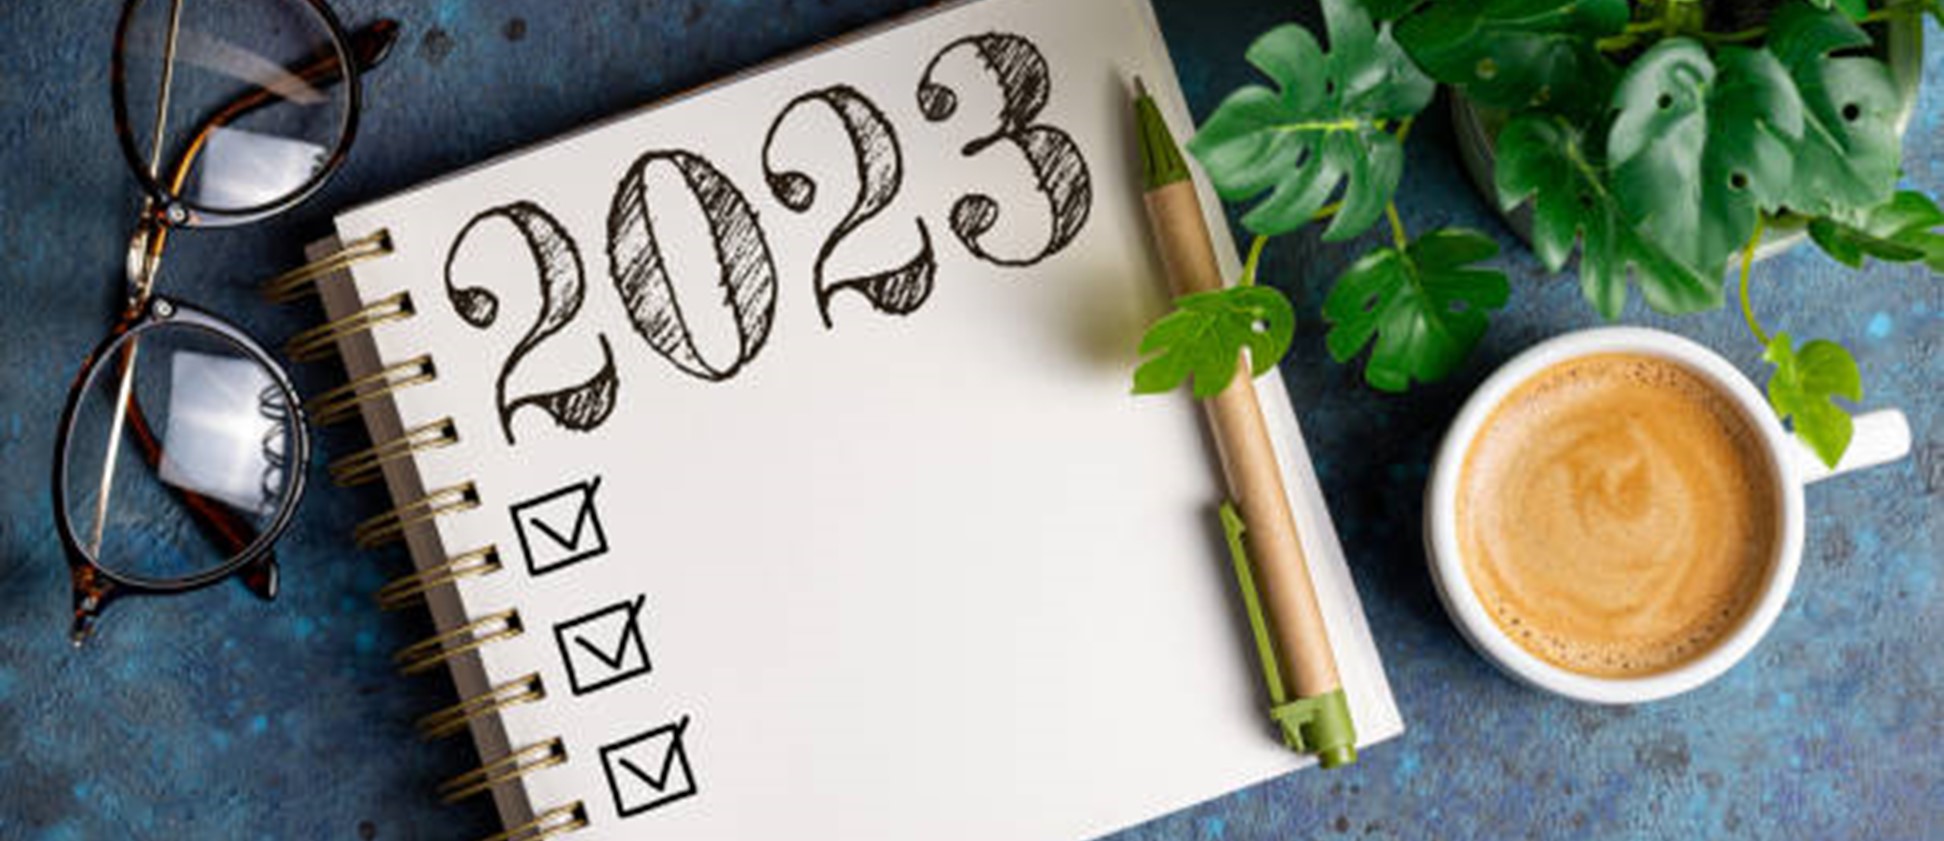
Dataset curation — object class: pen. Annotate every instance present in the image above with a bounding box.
[1132,79,1354,768]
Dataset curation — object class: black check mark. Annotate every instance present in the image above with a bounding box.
[573,597,645,671]
[617,751,680,791]
[600,717,697,818]
[529,503,594,551]
[554,594,653,695]
[510,477,608,577]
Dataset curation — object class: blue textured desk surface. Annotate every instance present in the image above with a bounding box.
[1,2,1938,839]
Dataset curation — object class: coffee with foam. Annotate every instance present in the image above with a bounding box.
[1456,353,1780,678]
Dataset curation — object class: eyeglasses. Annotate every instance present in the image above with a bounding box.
[53,0,399,644]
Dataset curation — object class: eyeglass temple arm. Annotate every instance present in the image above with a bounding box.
[141,19,401,262]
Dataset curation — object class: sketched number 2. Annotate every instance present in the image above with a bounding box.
[763,85,938,327]
[444,202,621,444]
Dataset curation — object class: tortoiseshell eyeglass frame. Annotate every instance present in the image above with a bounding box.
[53,0,400,644]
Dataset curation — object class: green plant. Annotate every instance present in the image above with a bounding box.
[1133,0,1943,466]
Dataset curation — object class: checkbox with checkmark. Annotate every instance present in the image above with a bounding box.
[510,477,609,577]
[599,716,697,819]
[553,595,652,696]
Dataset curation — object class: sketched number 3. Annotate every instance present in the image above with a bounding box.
[918,34,1093,268]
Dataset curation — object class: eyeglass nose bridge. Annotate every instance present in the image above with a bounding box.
[123,215,172,306]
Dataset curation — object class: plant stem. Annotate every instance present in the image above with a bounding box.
[1394,116,1416,147]
[1597,33,1640,52]
[1698,25,1766,44]
[1310,201,1344,222]
[1859,2,1924,24]
[1384,202,1409,251]
[1738,219,1769,347]
[1240,234,1269,287]
[1273,119,1373,135]
[1613,0,1927,52]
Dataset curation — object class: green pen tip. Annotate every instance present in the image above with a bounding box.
[1134,81,1189,191]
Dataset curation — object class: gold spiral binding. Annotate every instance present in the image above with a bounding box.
[417,672,546,741]
[477,803,588,841]
[354,482,479,549]
[330,417,460,488]
[262,228,393,303]
[375,546,502,612]
[274,230,583,839]
[284,291,415,362]
[438,738,568,804]
[393,608,522,677]
[305,354,436,427]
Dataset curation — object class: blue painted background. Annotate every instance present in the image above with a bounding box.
[0,1,1937,839]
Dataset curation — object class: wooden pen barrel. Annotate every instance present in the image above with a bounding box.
[1144,181,1342,699]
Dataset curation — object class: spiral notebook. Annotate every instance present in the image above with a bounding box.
[293,0,1402,838]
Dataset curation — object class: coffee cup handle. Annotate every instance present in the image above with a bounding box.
[1790,409,1913,485]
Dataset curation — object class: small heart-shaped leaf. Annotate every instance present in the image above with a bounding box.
[1134,286,1297,399]
[1763,331,1863,469]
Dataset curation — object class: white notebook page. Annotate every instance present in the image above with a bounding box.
[333,0,1402,837]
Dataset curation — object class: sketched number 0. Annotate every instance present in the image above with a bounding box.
[608,151,781,382]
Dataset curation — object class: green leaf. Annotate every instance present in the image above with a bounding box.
[1767,2,1904,217]
[1807,190,1944,270]
[1608,40,1805,281]
[1392,0,1629,118]
[1763,331,1862,469]
[1322,228,1510,391]
[1806,0,1870,21]
[1495,114,1721,318]
[1133,286,1297,399]
[1186,2,1434,242]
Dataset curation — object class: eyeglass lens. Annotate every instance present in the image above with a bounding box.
[63,321,303,583]
[118,0,353,215]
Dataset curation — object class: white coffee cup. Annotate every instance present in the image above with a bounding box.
[1424,327,1912,704]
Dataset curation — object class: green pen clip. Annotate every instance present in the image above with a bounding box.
[1219,503,1357,769]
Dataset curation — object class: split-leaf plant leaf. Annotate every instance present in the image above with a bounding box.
[1807,189,1944,270]
[1608,40,1804,281]
[1495,114,1717,318]
[1391,0,1630,119]
[1766,3,1904,218]
[1185,3,1433,243]
[1323,229,1510,391]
